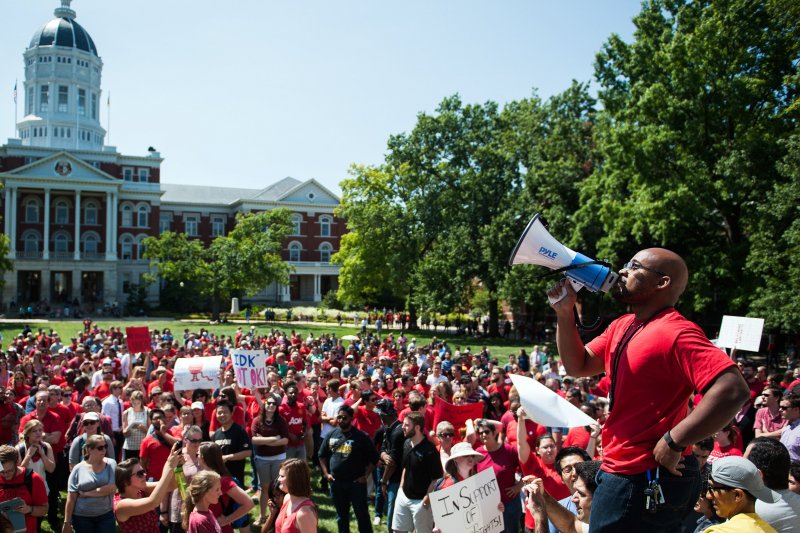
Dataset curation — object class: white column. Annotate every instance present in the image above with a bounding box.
[111,192,118,258]
[73,190,81,260]
[105,191,112,256]
[9,188,16,259]
[42,189,50,260]
[280,284,291,302]
[313,273,322,302]
[4,187,14,259]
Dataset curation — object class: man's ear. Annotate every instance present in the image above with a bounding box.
[656,276,672,290]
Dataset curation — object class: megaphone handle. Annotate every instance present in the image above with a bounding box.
[548,278,584,305]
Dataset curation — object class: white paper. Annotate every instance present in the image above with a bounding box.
[430,467,503,533]
[231,349,268,389]
[174,356,223,391]
[509,374,596,428]
[717,315,764,352]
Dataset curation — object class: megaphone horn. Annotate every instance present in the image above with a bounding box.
[509,213,619,305]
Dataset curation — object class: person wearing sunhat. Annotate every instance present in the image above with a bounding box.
[703,455,779,532]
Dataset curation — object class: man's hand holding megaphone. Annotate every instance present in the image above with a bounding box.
[547,278,578,315]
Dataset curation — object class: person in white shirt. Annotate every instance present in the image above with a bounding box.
[320,379,345,439]
[745,437,800,533]
[426,360,448,387]
[101,381,125,460]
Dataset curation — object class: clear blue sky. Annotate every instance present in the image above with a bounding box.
[3,0,641,195]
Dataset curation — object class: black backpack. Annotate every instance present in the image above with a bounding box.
[1,467,35,495]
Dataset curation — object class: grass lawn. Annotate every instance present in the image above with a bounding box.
[4,317,536,532]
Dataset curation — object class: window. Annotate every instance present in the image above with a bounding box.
[185,216,199,237]
[84,201,98,225]
[288,242,302,262]
[123,168,134,181]
[26,87,34,115]
[24,199,39,222]
[137,206,148,227]
[136,236,147,259]
[53,233,69,254]
[91,93,97,119]
[58,85,68,112]
[22,231,40,254]
[159,213,171,234]
[290,214,302,236]
[319,215,332,237]
[138,168,150,182]
[122,272,132,294]
[78,89,86,116]
[211,216,225,237]
[39,85,49,112]
[55,200,69,224]
[121,204,133,226]
[319,242,333,263]
[83,233,99,254]
[120,236,133,260]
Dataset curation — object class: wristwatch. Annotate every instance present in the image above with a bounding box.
[663,431,684,452]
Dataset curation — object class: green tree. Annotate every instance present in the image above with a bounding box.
[0,186,13,292]
[143,209,293,318]
[582,0,799,324]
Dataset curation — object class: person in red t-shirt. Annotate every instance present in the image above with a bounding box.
[518,424,570,531]
[352,391,382,439]
[139,409,173,480]
[548,248,750,532]
[0,445,48,533]
[18,392,62,455]
[277,382,308,461]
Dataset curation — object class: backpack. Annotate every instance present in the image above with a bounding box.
[1,467,35,495]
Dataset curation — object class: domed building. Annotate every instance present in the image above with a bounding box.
[1,1,341,315]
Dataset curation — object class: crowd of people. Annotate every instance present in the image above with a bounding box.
[0,251,798,533]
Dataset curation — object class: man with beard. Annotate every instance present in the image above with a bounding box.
[319,404,378,533]
[548,248,750,532]
[525,460,602,533]
[392,411,443,533]
[278,381,309,460]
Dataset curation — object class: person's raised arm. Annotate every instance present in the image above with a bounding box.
[517,407,532,464]
[115,445,182,523]
[654,367,749,475]
[548,280,605,377]
[525,477,582,533]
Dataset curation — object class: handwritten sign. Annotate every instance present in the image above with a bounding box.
[232,349,268,389]
[174,356,222,391]
[125,326,151,353]
[431,467,503,533]
[433,399,484,442]
[717,315,764,352]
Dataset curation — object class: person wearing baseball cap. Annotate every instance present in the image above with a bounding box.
[703,455,780,532]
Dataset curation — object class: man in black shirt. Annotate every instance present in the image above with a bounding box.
[212,400,251,485]
[377,398,404,530]
[393,411,443,533]
[319,404,378,533]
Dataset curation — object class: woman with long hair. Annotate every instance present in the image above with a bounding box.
[122,390,149,460]
[483,393,505,421]
[62,434,117,533]
[251,395,289,526]
[260,478,286,533]
[17,419,55,494]
[708,421,743,464]
[197,443,254,533]
[114,444,183,533]
[126,366,149,401]
[0,357,12,388]
[182,470,223,533]
[272,459,317,533]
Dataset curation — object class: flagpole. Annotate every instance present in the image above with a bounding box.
[107,90,111,144]
[13,80,17,138]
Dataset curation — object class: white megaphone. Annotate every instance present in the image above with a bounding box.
[509,214,619,304]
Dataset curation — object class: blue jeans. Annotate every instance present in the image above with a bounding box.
[385,481,400,530]
[72,510,115,533]
[589,456,701,533]
[502,494,522,533]
[330,479,372,533]
[374,466,385,518]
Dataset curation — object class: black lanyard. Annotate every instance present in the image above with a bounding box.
[608,307,671,412]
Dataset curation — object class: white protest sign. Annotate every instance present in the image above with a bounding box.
[430,467,503,533]
[174,356,222,391]
[510,374,596,428]
[717,315,764,352]
[231,349,269,389]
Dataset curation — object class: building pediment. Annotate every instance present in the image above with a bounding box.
[277,178,340,205]
[2,151,118,185]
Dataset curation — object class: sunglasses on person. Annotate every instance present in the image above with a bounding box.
[437,433,454,439]
[705,483,735,496]
[82,420,98,426]
[266,401,277,407]
[622,260,667,277]
[133,470,147,478]
[93,445,107,452]
[186,438,203,444]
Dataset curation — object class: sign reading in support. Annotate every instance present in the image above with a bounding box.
[717,315,765,352]
[232,349,268,389]
[174,356,222,391]
[430,467,503,533]
[125,326,151,353]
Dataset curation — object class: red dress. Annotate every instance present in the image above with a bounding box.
[114,492,159,533]
[276,498,316,533]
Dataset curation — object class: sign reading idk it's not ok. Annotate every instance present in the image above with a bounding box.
[232,349,269,389]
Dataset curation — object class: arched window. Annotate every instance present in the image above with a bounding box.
[21,230,41,254]
[319,242,333,263]
[84,201,98,225]
[82,232,100,255]
[288,242,302,262]
[137,205,149,227]
[121,204,133,227]
[319,215,332,237]
[136,235,148,259]
[24,198,40,223]
[120,235,134,260]
[54,199,69,224]
[290,214,302,236]
[53,232,70,254]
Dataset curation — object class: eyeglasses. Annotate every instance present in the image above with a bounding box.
[478,430,492,436]
[336,415,350,420]
[186,438,203,444]
[82,420,98,426]
[93,445,107,452]
[266,402,277,407]
[705,484,735,496]
[133,470,147,478]
[779,405,794,411]
[622,260,667,277]
[438,433,454,439]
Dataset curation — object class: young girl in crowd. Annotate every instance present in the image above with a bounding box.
[182,470,223,533]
